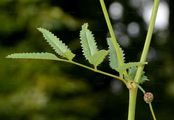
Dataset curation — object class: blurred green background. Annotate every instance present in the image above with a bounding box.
[0,0,173,120]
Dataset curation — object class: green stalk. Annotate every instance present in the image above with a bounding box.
[99,0,124,67]
[128,0,159,120]
[128,88,138,120]
[53,58,127,85]
[149,103,157,120]
[134,0,159,83]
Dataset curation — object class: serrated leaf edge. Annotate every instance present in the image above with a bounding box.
[37,28,75,60]
[107,38,125,71]
[80,23,98,61]
[6,52,60,60]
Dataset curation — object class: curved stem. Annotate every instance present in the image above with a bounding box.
[71,61,127,84]
[54,58,127,85]
[136,83,145,94]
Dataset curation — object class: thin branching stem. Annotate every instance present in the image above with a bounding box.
[54,58,127,85]
[135,83,145,94]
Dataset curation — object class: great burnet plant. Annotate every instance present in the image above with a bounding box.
[6,0,159,120]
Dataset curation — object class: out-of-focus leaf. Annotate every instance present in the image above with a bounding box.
[6,52,60,60]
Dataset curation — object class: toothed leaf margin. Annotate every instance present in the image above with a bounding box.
[80,23,98,61]
[6,52,60,60]
[107,38,125,71]
[38,28,75,60]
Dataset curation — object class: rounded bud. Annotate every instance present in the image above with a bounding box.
[144,92,154,103]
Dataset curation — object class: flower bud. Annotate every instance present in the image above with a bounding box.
[144,92,154,103]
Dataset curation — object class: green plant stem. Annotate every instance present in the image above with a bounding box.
[136,83,145,94]
[128,88,137,120]
[128,0,159,120]
[54,58,127,85]
[149,103,156,120]
[134,0,159,83]
[99,0,124,67]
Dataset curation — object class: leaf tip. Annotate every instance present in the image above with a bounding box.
[82,23,88,29]
[6,55,11,58]
[37,27,45,32]
[6,54,15,59]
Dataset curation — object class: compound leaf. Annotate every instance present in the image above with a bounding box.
[38,28,75,60]
[80,23,98,61]
[89,50,108,68]
[6,52,60,60]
